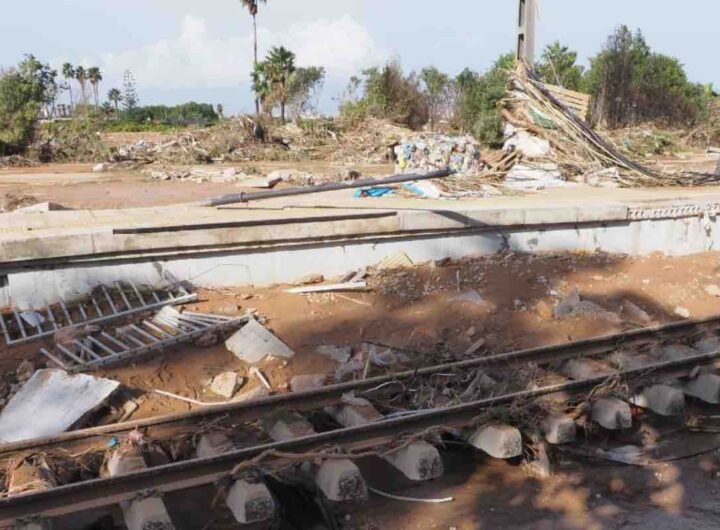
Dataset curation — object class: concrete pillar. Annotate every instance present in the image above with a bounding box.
[106,448,175,530]
[467,424,523,459]
[517,0,537,65]
[195,433,275,525]
[540,414,576,444]
[315,459,367,502]
[631,385,685,416]
[383,441,443,481]
[591,398,632,430]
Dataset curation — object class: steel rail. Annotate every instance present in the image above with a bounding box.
[1,313,718,459]
[196,168,454,207]
[3,345,720,522]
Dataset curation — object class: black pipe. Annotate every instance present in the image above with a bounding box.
[197,168,454,207]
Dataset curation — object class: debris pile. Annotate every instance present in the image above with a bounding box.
[394,134,482,177]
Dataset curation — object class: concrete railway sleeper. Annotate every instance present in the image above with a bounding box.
[6,340,720,526]
[2,313,720,462]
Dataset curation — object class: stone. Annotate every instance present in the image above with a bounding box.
[383,441,443,481]
[631,385,685,416]
[315,459,367,502]
[651,344,698,362]
[196,432,235,459]
[467,424,523,459]
[694,335,720,354]
[294,274,324,286]
[326,402,383,428]
[92,163,107,172]
[554,288,619,322]
[621,300,653,325]
[227,480,276,524]
[290,374,327,392]
[612,351,656,371]
[15,360,35,382]
[674,306,691,319]
[591,398,632,430]
[209,372,240,399]
[561,358,615,380]
[705,284,720,297]
[225,319,295,365]
[268,413,316,442]
[679,374,720,404]
[107,447,146,476]
[540,414,576,444]
[316,345,353,364]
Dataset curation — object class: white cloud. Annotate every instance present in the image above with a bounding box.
[96,14,382,90]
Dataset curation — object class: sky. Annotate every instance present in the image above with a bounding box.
[1,0,718,114]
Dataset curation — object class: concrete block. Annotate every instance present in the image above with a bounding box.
[540,414,576,444]
[631,385,685,416]
[591,398,632,430]
[107,448,146,476]
[467,424,522,459]
[268,413,316,442]
[383,441,443,481]
[209,372,240,398]
[680,374,720,404]
[196,432,235,459]
[122,495,175,530]
[290,374,327,392]
[225,319,295,365]
[315,459,367,502]
[226,480,276,524]
[561,358,615,380]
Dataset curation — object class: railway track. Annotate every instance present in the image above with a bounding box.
[4,315,720,526]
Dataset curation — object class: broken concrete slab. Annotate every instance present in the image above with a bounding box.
[679,374,720,404]
[285,281,367,294]
[290,374,327,392]
[467,424,523,459]
[631,384,685,416]
[0,369,120,443]
[225,318,295,365]
[591,398,632,430]
[227,480,276,524]
[209,372,241,399]
[315,459,367,502]
[540,414,576,445]
[383,441,443,481]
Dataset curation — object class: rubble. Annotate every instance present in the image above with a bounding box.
[225,318,295,365]
[394,134,482,177]
[209,372,242,398]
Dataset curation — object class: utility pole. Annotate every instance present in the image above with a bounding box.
[517,0,537,65]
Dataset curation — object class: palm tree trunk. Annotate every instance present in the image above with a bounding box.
[253,14,260,115]
[68,86,74,109]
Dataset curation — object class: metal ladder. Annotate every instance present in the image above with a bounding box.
[0,283,197,347]
[40,308,248,371]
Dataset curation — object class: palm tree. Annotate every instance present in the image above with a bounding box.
[266,46,296,123]
[251,62,272,115]
[240,0,267,114]
[107,88,122,115]
[74,66,88,104]
[87,67,103,107]
[62,63,75,108]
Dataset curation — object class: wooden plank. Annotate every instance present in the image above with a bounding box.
[542,83,591,120]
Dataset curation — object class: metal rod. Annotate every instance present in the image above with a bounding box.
[77,303,87,321]
[130,282,146,306]
[115,283,133,311]
[86,336,119,357]
[91,296,103,318]
[59,300,73,325]
[101,286,118,314]
[0,315,10,344]
[39,348,70,370]
[45,304,58,330]
[197,169,454,207]
[12,310,27,339]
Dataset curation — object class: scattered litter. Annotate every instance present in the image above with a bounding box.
[0,369,120,443]
[19,311,45,328]
[394,134,481,177]
[92,163,108,173]
[316,345,353,364]
[450,290,494,310]
[119,400,139,422]
[368,486,454,504]
[577,167,623,188]
[225,318,295,365]
[354,186,395,198]
[505,163,571,191]
[153,389,235,407]
[464,338,487,357]
[285,282,367,294]
[250,367,273,393]
[503,126,550,158]
[402,180,442,199]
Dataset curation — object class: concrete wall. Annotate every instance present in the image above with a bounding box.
[6,214,718,309]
